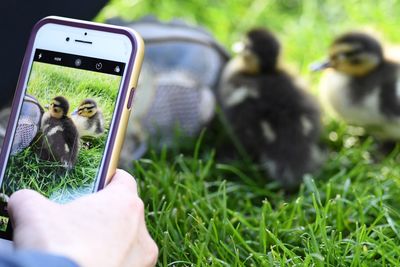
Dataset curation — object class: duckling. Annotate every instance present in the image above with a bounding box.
[218,28,323,189]
[314,32,400,142]
[35,96,79,169]
[71,99,105,138]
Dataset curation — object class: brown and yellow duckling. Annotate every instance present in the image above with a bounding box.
[314,32,400,143]
[218,28,323,190]
[71,99,105,138]
[36,96,79,169]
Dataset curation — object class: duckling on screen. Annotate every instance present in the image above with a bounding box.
[0,50,124,204]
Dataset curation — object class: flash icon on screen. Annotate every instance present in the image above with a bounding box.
[38,53,42,59]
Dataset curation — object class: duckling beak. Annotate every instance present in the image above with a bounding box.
[310,60,331,72]
[232,41,245,54]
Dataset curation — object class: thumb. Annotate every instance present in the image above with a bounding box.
[8,189,54,228]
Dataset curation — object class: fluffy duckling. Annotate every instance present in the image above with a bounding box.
[314,32,400,142]
[36,96,79,169]
[219,28,323,189]
[71,99,105,138]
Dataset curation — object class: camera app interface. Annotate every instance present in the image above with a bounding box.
[0,49,125,238]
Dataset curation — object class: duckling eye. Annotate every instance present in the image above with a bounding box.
[336,53,346,61]
[349,58,363,65]
[232,41,245,53]
[330,54,338,61]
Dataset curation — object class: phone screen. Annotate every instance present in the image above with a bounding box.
[0,49,126,238]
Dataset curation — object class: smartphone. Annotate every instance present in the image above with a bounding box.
[0,16,144,242]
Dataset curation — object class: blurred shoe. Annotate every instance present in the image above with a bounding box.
[112,17,229,170]
[12,95,43,155]
[0,95,43,155]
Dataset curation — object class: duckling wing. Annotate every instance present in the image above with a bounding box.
[225,73,321,157]
[62,118,79,155]
[251,74,323,186]
[95,111,105,135]
[379,76,400,118]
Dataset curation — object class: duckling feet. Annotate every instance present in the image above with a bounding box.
[82,141,94,150]
[377,140,398,156]
[62,161,74,171]
[367,140,399,163]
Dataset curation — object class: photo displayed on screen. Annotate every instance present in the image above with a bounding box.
[0,49,125,237]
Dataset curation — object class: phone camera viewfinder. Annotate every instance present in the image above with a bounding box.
[75,59,82,67]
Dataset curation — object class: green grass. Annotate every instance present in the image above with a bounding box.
[28,62,120,122]
[98,1,400,265]
[3,62,121,202]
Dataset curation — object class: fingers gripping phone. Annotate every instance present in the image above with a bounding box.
[0,16,144,241]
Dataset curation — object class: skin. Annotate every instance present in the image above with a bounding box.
[7,169,158,267]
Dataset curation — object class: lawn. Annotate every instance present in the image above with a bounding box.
[3,62,121,203]
[98,0,400,266]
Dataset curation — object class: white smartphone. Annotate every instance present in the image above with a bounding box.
[0,16,144,243]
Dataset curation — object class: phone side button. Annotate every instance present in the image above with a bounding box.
[127,87,135,109]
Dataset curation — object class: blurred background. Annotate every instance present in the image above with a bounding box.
[99,0,400,86]
[95,1,400,266]
[4,0,400,265]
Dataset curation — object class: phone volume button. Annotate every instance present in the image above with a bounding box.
[127,87,135,109]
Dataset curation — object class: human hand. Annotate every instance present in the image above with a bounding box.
[7,169,158,267]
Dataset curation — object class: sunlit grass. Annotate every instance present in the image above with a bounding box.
[98,1,400,265]
[2,62,120,203]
